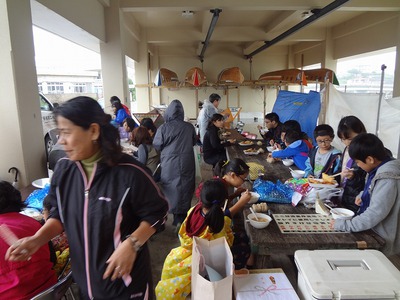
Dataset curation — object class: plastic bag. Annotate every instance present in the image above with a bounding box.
[25,184,50,211]
[302,187,343,204]
[253,178,293,204]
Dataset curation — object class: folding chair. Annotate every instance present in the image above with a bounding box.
[31,258,75,300]
[30,271,74,300]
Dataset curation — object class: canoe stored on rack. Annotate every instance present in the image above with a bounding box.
[217,67,244,84]
[185,67,207,87]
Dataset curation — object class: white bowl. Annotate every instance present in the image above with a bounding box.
[267,146,275,152]
[248,192,260,204]
[331,208,355,220]
[32,177,50,189]
[247,213,272,229]
[260,129,268,134]
[282,159,294,166]
[291,170,305,179]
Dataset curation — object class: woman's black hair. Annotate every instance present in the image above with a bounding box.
[200,179,228,234]
[0,181,25,214]
[213,158,249,177]
[110,95,121,105]
[207,113,224,129]
[337,116,367,140]
[141,117,157,134]
[112,101,123,111]
[54,96,122,166]
[349,133,388,162]
[123,117,136,132]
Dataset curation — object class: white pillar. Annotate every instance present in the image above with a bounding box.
[0,0,47,186]
[393,16,400,98]
[100,0,129,113]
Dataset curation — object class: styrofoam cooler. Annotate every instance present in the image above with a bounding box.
[295,250,400,300]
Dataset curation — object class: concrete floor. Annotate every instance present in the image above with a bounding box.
[148,158,214,287]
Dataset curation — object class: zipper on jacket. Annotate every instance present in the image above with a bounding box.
[83,189,94,299]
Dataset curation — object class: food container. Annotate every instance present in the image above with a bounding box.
[282,158,294,166]
[295,249,400,300]
[267,146,275,152]
[247,213,272,229]
[32,177,50,189]
[330,208,355,220]
[248,192,260,204]
[291,170,305,179]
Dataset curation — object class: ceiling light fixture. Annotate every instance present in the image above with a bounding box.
[182,10,194,18]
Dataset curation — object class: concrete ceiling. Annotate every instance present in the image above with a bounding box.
[120,0,400,58]
[31,0,400,59]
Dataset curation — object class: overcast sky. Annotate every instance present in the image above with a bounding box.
[33,26,101,72]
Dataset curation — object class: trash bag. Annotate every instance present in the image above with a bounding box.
[25,184,50,211]
[253,178,293,204]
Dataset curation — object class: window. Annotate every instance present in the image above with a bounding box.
[48,82,64,94]
[38,83,43,93]
[74,83,87,93]
[336,48,395,98]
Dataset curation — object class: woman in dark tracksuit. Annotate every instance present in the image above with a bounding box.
[6,97,169,300]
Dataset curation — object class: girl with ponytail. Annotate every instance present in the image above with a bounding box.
[156,179,251,300]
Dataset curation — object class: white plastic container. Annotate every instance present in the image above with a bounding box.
[295,249,400,300]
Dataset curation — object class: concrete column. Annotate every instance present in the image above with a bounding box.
[393,16,400,98]
[321,28,337,72]
[0,0,47,186]
[134,29,155,113]
[100,0,129,113]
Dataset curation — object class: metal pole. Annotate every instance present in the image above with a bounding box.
[375,64,387,136]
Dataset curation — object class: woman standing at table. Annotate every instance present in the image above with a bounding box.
[6,96,169,300]
[202,113,232,167]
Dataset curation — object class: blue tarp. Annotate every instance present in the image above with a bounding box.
[272,90,321,144]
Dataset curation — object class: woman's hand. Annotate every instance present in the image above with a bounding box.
[269,139,275,146]
[5,236,41,262]
[355,197,362,206]
[103,239,138,281]
[239,189,251,204]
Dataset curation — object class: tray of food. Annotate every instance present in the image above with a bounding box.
[238,140,254,146]
[243,148,260,155]
[221,131,231,137]
[308,173,338,187]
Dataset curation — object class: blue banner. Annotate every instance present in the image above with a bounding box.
[273,90,321,144]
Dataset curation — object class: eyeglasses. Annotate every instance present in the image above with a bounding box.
[238,174,248,182]
[316,139,332,145]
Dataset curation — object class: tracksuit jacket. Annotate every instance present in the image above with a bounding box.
[46,154,169,299]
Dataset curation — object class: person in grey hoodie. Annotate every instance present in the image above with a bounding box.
[333,133,400,257]
[197,93,221,143]
[153,100,197,226]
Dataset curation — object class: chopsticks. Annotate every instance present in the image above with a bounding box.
[331,168,354,178]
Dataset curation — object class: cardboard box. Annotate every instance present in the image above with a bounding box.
[234,268,299,300]
[295,250,400,300]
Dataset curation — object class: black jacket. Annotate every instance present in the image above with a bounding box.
[340,147,366,212]
[203,125,229,166]
[46,154,168,299]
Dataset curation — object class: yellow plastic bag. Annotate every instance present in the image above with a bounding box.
[246,162,264,180]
